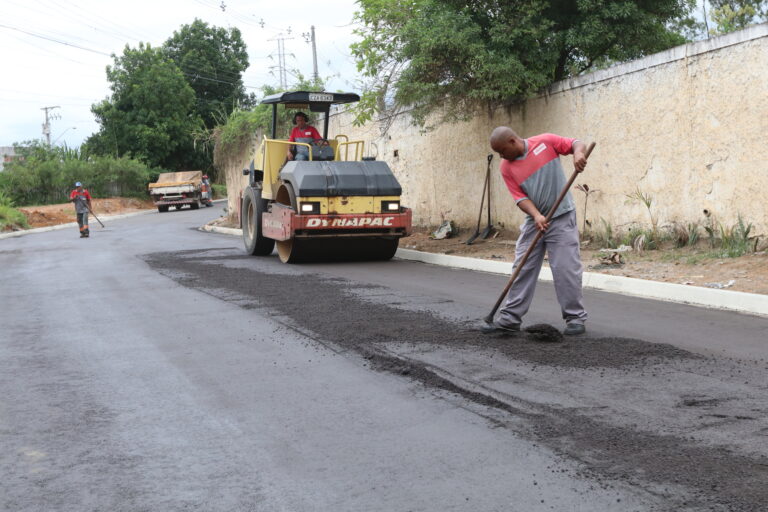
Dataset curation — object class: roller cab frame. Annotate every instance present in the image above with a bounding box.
[241,90,412,263]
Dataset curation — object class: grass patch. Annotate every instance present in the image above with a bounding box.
[0,204,29,231]
[211,183,227,199]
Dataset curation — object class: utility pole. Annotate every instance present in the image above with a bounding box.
[41,106,60,145]
[702,0,711,39]
[302,26,319,84]
[310,26,318,83]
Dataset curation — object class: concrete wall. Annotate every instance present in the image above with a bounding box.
[328,23,768,236]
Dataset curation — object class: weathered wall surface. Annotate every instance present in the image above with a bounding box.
[329,24,768,236]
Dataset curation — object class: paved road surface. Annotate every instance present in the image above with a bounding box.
[1,206,766,511]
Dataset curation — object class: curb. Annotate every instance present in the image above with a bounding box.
[0,209,156,240]
[203,226,768,317]
[395,249,768,317]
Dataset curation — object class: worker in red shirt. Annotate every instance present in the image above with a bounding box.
[69,181,93,238]
[286,112,325,161]
[485,127,589,336]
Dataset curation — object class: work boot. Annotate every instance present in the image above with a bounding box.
[563,323,586,336]
[481,321,521,335]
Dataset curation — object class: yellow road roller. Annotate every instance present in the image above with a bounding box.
[240,90,412,263]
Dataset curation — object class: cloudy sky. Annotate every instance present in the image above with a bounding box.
[0,0,363,147]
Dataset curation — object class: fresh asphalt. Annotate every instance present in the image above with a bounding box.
[1,206,766,511]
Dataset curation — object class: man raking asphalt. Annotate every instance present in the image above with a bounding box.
[482,127,595,338]
[69,182,93,238]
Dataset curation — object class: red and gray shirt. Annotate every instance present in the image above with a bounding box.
[289,125,322,142]
[69,189,92,214]
[499,133,578,223]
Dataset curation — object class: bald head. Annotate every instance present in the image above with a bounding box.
[490,126,517,147]
[489,126,524,161]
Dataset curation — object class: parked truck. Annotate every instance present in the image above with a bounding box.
[148,171,206,212]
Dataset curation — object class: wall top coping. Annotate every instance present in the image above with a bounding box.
[548,22,768,95]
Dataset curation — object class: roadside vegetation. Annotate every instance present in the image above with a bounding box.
[588,214,761,263]
[0,142,159,208]
[0,190,29,232]
[570,184,761,263]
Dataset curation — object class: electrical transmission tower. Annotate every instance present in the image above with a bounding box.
[269,34,294,89]
[41,106,61,145]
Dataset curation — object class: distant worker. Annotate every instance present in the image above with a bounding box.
[485,127,588,336]
[201,174,213,207]
[286,112,326,161]
[69,181,93,238]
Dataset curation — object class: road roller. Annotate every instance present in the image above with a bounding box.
[240,90,412,263]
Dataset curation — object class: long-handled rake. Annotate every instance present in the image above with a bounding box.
[86,204,105,228]
[483,142,596,326]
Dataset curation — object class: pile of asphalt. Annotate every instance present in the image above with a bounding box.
[144,249,768,511]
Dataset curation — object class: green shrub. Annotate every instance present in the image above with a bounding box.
[211,183,227,199]
[592,218,618,249]
[0,203,29,231]
[0,141,157,206]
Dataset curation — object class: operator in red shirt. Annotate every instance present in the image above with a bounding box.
[286,112,326,161]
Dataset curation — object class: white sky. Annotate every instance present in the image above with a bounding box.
[0,0,363,147]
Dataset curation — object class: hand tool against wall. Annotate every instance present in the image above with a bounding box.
[465,154,494,245]
[483,142,596,327]
[86,204,105,228]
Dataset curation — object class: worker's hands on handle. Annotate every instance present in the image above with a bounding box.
[517,199,549,233]
[533,214,550,233]
[573,141,588,172]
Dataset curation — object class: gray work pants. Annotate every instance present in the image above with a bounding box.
[498,210,587,326]
[76,212,89,232]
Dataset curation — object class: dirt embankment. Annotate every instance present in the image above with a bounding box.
[16,198,155,229]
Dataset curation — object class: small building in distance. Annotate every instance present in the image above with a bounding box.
[0,146,19,172]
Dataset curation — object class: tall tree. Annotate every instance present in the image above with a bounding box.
[86,43,203,170]
[164,19,251,129]
[352,0,697,125]
[709,0,767,34]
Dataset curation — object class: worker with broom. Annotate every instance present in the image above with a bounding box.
[69,181,93,238]
[483,127,589,336]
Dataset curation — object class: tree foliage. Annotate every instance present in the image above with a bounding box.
[212,77,325,171]
[709,0,767,34]
[352,0,697,125]
[86,43,204,170]
[164,19,253,128]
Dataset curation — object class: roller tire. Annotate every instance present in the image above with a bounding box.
[275,182,302,263]
[157,205,169,213]
[242,186,275,256]
[190,200,200,210]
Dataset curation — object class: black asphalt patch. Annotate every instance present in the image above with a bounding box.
[144,249,768,511]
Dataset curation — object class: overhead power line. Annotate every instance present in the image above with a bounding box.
[0,23,111,56]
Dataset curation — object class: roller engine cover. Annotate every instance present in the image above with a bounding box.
[279,161,402,197]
